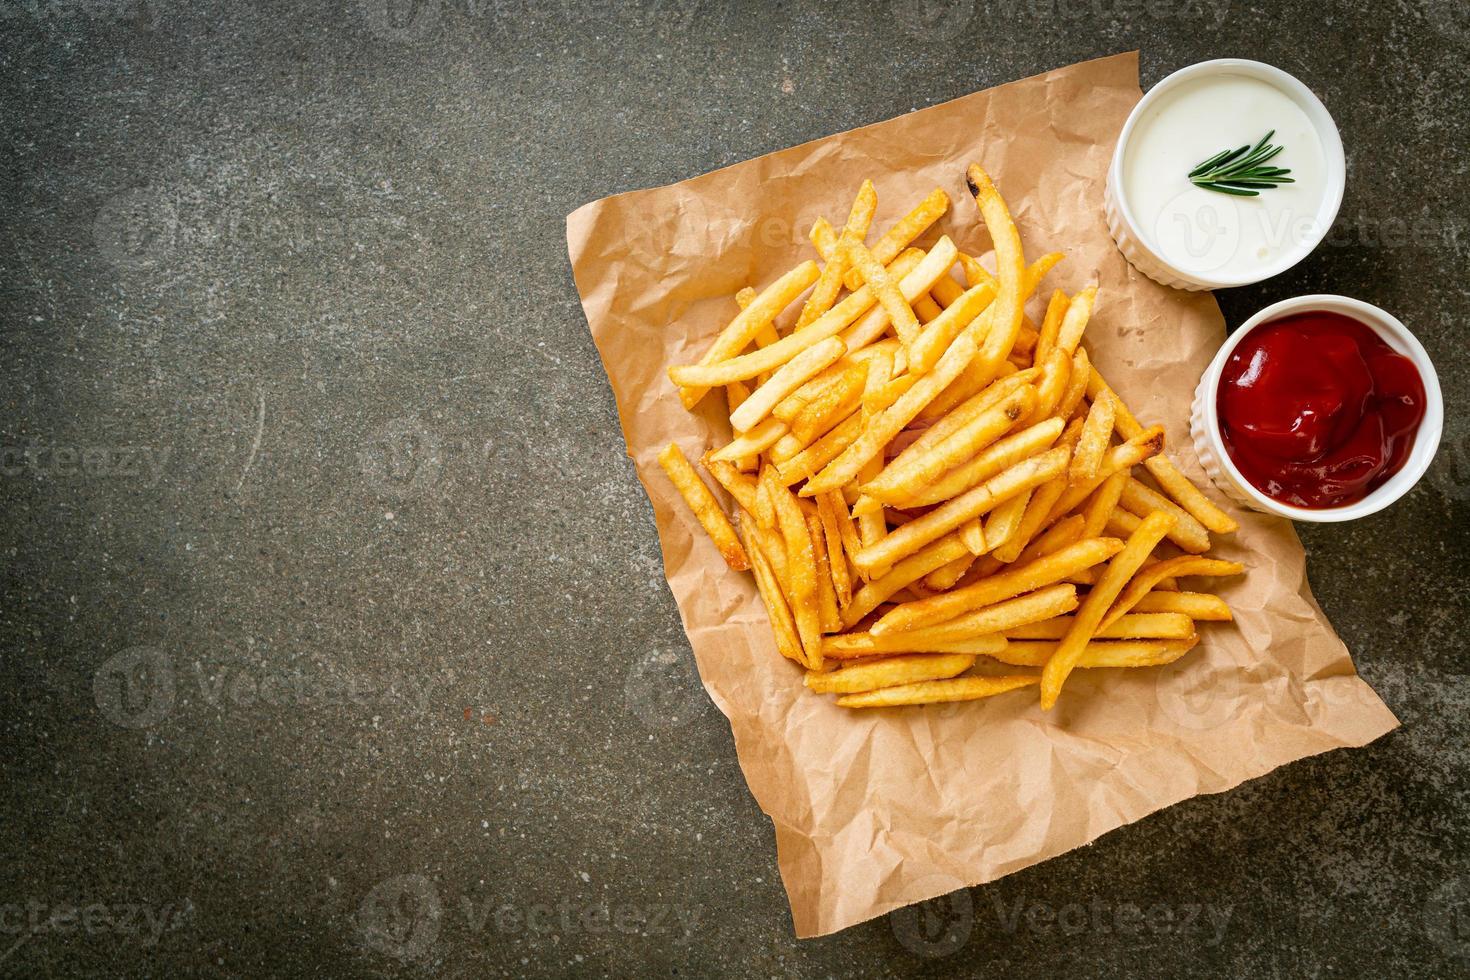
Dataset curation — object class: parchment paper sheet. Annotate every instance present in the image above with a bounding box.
[566,52,1399,938]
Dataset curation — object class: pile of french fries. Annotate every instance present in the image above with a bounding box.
[658,166,1243,711]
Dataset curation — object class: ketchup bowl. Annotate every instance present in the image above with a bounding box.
[1190,295,1442,522]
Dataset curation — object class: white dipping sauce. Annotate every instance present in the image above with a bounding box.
[1122,73,1326,282]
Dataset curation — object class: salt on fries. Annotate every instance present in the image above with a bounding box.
[659,168,1243,710]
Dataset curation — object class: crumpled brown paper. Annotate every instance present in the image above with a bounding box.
[566,52,1399,938]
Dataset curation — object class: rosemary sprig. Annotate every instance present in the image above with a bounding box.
[1188,130,1294,197]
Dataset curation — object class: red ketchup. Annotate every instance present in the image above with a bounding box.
[1217,311,1425,509]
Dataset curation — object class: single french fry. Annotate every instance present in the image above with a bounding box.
[860,345,895,420]
[702,455,760,514]
[1070,391,1116,483]
[913,293,943,323]
[1087,369,1240,535]
[929,274,964,306]
[835,674,1040,708]
[754,473,790,567]
[710,417,788,462]
[723,380,759,470]
[855,458,886,559]
[903,417,1064,507]
[851,446,1071,577]
[823,505,858,614]
[753,467,777,529]
[1054,347,1091,422]
[751,317,779,385]
[658,443,749,570]
[730,336,846,432]
[790,361,868,445]
[1105,506,1140,540]
[808,513,842,634]
[1040,511,1175,709]
[1101,556,1245,630]
[1034,289,1069,364]
[924,553,976,592]
[964,165,1028,384]
[842,533,972,628]
[1023,252,1064,293]
[959,517,987,555]
[822,490,862,574]
[908,283,997,374]
[805,653,976,694]
[1013,514,1086,566]
[1006,612,1196,641]
[1055,284,1097,356]
[994,637,1198,669]
[796,180,876,330]
[1081,468,1130,539]
[725,378,750,417]
[958,251,995,289]
[1132,590,1234,621]
[768,432,803,463]
[675,260,820,408]
[1028,347,1071,421]
[740,516,803,663]
[767,472,822,668]
[874,536,1123,635]
[822,632,1007,659]
[1118,477,1213,554]
[984,488,1030,552]
[844,240,922,349]
[884,583,1080,645]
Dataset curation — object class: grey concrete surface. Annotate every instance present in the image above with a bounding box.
[1,0,1467,976]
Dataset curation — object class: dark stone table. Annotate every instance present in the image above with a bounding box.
[2,1,1466,975]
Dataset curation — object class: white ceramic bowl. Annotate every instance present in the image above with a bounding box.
[1105,59,1346,291]
[1190,295,1443,522]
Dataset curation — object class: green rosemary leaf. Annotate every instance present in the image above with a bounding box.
[1188,131,1293,197]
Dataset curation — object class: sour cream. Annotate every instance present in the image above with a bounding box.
[1106,61,1344,290]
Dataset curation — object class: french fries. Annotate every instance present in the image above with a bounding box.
[659,172,1244,710]
[658,444,749,570]
[805,653,976,694]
